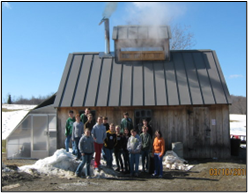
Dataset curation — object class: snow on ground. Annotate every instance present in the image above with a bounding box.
[2,106,245,177]
[229,114,246,136]
[18,148,121,179]
[17,148,193,179]
[2,104,36,140]
[19,149,80,178]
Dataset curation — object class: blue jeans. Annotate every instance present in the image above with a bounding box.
[129,153,140,175]
[103,147,113,167]
[154,153,163,176]
[74,137,81,159]
[75,153,93,177]
[141,149,149,170]
[65,135,76,153]
[65,135,71,152]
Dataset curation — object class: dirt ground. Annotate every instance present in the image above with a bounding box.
[2,149,247,192]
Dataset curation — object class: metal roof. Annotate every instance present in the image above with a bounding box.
[112,25,172,40]
[54,50,231,107]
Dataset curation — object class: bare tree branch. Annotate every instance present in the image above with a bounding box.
[170,24,196,50]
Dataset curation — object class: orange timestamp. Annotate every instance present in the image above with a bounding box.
[209,168,246,176]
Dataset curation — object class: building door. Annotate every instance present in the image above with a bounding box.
[31,114,56,159]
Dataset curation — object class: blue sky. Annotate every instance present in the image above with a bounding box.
[2,2,246,103]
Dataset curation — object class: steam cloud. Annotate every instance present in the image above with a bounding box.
[102,2,118,19]
[124,2,186,26]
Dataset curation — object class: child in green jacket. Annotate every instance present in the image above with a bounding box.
[140,126,152,172]
[65,110,76,152]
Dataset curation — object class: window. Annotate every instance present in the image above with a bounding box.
[134,109,152,134]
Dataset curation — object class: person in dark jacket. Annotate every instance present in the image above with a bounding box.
[84,113,95,132]
[103,117,110,131]
[120,112,133,133]
[80,108,91,124]
[103,123,117,168]
[141,119,153,138]
[114,125,124,172]
[75,128,95,178]
[122,128,130,173]
[140,126,152,172]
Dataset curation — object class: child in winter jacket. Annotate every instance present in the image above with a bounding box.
[103,123,117,168]
[140,126,152,172]
[65,110,76,153]
[122,128,130,173]
[152,130,165,178]
[127,129,141,177]
[75,128,95,178]
[114,125,124,172]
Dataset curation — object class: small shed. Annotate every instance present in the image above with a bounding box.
[7,25,232,159]
[54,26,231,158]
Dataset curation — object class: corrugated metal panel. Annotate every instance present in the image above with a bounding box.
[72,55,93,106]
[204,52,227,104]
[154,62,167,106]
[60,55,82,107]
[144,62,155,105]
[54,50,231,107]
[173,52,191,105]
[96,58,112,106]
[84,55,102,106]
[132,63,143,106]
[193,52,215,104]
[165,60,180,105]
[212,51,231,104]
[182,52,203,105]
[108,60,122,106]
[121,63,132,106]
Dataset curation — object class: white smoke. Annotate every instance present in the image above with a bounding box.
[124,2,187,26]
[102,2,118,19]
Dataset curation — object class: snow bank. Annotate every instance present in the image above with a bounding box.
[18,149,144,179]
[163,151,194,171]
[2,104,37,110]
[19,149,123,179]
[19,149,80,177]
[230,114,246,136]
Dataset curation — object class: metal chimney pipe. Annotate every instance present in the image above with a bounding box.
[104,18,110,54]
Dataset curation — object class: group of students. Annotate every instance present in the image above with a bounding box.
[64,108,165,179]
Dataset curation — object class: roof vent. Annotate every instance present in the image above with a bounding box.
[112,25,172,63]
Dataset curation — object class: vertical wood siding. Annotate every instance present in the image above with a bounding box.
[57,105,230,159]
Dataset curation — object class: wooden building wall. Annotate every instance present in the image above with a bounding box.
[56,105,230,159]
